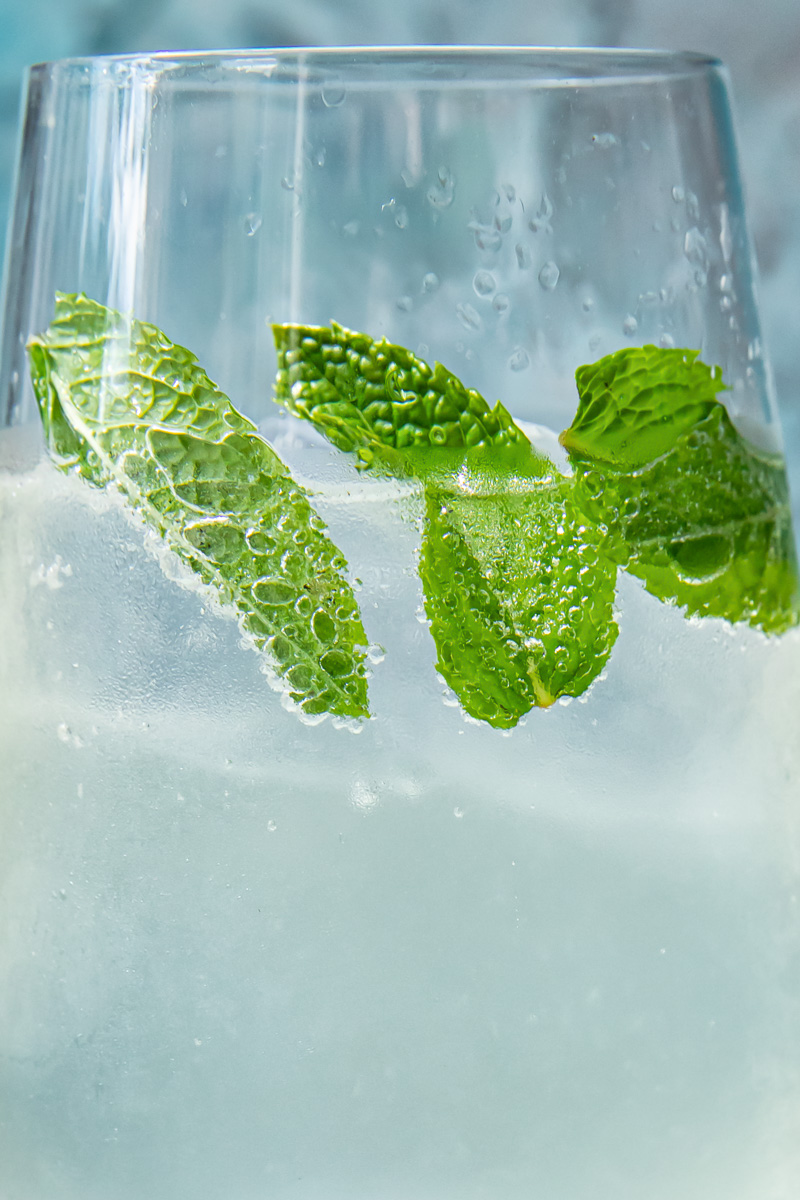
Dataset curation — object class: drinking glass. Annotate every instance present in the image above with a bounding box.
[1,48,799,1200]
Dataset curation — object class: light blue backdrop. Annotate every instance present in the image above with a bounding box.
[1,0,798,508]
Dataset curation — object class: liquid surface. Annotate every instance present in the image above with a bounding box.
[1,423,799,1200]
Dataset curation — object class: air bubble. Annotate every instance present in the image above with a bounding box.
[394,205,409,229]
[538,261,560,291]
[622,315,638,336]
[243,213,262,236]
[492,293,510,314]
[280,176,294,191]
[422,272,440,293]
[508,347,530,372]
[321,77,346,107]
[396,295,413,312]
[473,270,496,297]
[659,332,675,348]
[672,186,685,203]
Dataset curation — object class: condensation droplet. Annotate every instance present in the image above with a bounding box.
[456,303,482,332]
[243,213,262,236]
[623,315,638,336]
[538,261,560,291]
[321,77,346,107]
[367,643,386,664]
[453,806,465,819]
[473,270,496,297]
[672,186,685,203]
[394,205,409,229]
[508,347,530,372]
[342,220,360,237]
[267,819,277,832]
[492,293,510,314]
[659,332,676,348]
[529,193,553,233]
[396,295,413,312]
[280,176,295,191]
[469,222,501,252]
[426,166,455,208]
[515,243,531,269]
[422,271,440,293]
[591,131,618,148]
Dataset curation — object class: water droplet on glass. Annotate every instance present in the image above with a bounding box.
[623,315,638,336]
[672,186,685,203]
[179,189,188,207]
[469,222,501,252]
[686,191,699,220]
[394,205,409,229]
[581,296,595,312]
[492,293,510,314]
[591,131,618,148]
[529,193,553,233]
[243,212,262,236]
[315,145,327,167]
[515,243,531,269]
[684,226,709,269]
[456,303,482,332]
[342,219,360,237]
[426,166,455,208]
[453,806,465,819]
[659,332,675,348]
[473,270,496,297]
[321,77,346,107]
[508,347,530,372]
[281,176,295,191]
[538,261,560,291]
[422,271,440,293]
[494,212,513,234]
[367,643,386,664]
[396,295,413,313]
[267,819,277,832]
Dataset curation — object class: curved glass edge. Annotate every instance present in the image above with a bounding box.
[24,46,724,89]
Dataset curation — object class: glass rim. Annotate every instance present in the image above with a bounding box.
[26,45,724,87]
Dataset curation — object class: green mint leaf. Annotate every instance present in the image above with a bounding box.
[272,321,534,470]
[273,322,618,724]
[561,345,725,470]
[422,472,618,724]
[28,293,370,719]
[562,347,800,634]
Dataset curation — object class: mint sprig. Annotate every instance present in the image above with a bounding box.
[273,321,619,725]
[561,346,799,634]
[29,294,370,720]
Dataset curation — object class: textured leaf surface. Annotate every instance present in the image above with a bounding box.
[561,345,725,470]
[273,321,618,725]
[422,473,618,723]
[570,402,799,633]
[29,294,369,718]
[273,322,534,469]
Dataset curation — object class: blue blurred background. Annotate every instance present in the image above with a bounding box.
[0,0,798,491]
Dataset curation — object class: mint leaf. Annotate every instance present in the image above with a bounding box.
[562,347,800,634]
[561,345,725,470]
[273,322,534,470]
[29,294,370,719]
[423,472,617,722]
[273,321,618,723]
